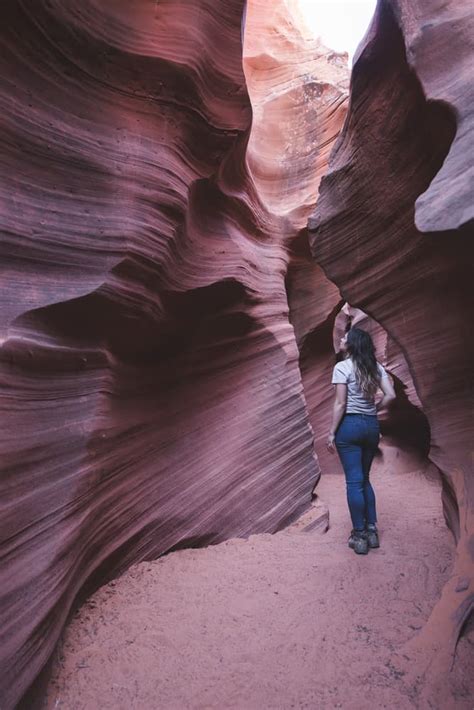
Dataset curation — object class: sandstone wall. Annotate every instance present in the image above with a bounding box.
[309,0,473,677]
[0,1,332,704]
[242,0,349,477]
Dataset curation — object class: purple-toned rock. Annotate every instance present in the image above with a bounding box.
[0,1,327,705]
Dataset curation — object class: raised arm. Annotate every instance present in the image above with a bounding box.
[376,376,396,412]
[327,384,347,453]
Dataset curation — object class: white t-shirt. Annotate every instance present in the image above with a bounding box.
[332,358,389,415]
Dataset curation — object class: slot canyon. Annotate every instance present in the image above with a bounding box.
[0,0,472,708]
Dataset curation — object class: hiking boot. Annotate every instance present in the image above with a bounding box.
[348,529,368,555]
[366,524,380,549]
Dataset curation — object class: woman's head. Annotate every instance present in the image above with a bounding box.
[341,327,380,397]
[345,327,376,359]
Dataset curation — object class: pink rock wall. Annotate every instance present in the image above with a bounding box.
[243,0,348,224]
[309,0,473,677]
[242,0,349,478]
[0,1,331,705]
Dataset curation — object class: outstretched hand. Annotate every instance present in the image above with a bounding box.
[326,434,335,453]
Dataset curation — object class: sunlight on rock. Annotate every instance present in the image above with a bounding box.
[297,0,377,63]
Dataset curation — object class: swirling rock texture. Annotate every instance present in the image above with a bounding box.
[0,0,348,705]
[242,0,349,478]
[309,0,473,689]
[243,0,349,223]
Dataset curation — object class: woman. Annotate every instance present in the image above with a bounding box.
[327,327,396,555]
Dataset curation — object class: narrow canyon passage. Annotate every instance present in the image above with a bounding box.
[1,0,472,706]
[46,455,473,709]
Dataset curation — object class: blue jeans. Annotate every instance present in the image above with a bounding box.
[335,414,380,530]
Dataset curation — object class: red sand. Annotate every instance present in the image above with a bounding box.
[46,452,473,709]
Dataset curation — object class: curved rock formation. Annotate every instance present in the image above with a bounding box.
[0,1,337,705]
[242,0,349,478]
[243,0,348,224]
[309,0,473,683]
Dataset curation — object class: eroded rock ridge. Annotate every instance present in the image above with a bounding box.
[0,1,347,705]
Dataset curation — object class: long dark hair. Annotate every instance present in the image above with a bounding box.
[346,327,380,398]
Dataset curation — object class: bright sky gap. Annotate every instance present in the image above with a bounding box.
[297,0,377,64]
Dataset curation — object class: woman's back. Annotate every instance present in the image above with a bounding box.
[332,358,388,415]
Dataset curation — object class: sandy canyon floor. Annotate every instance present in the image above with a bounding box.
[46,451,473,709]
